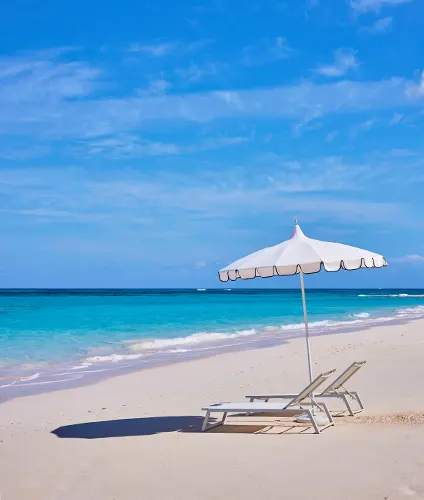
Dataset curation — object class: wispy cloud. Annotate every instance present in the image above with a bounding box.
[147,79,172,95]
[307,0,320,9]
[406,70,424,98]
[293,112,323,136]
[0,162,407,229]
[350,0,414,13]
[325,131,339,142]
[128,39,212,57]
[391,254,424,263]
[389,111,404,125]
[386,148,415,157]
[175,62,220,82]
[363,16,393,34]
[316,49,359,77]
[1,48,424,152]
[74,134,248,159]
[242,37,294,66]
[350,118,377,137]
[0,49,100,105]
[136,79,173,97]
[128,41,178,57]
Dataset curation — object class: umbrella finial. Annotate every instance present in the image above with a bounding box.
[294,215,298,226]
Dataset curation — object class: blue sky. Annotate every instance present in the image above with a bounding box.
[1,0,424,288]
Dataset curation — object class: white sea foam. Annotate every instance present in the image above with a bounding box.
[0,380,17,389]
[13,374,84,387]
[71,361,94,370]
[20,372,40,382]
[129,329,258,352]
[395,306,424,318]
[358,293,424,298]
[264,326,281,332]
[84,353,145,364]
[280,319,359,331]
[0,372,40,389]
[61,305,424,369]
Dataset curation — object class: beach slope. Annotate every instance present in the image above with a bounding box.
[1,319,424,500]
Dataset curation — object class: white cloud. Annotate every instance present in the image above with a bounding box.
[128,42,178,57]
[350,0,414,13]
[128,39,212,57]
[242,37,294,66]
[0,164,406,228]
[350,118,377,137]
[1,48,423,145]
[0,50,99,105]
[136,80,172,97]
[307,0,320,9]
[175,62,219,82]
[363,16,393,34]
[325,131,339,142]
[387,148,415,157]
[389,112,404,125]
[406,70,424,98]
[74,134,248,159]
[147,79,172,95]
[193,261,207,269]
[316,49,359,77]
[391,254,424,263]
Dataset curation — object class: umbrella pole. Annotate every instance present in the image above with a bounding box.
[296,270,329,425]
[299,270,313,384]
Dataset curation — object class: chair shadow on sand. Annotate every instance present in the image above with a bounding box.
[52,416,205,439]
[52,414,323,439]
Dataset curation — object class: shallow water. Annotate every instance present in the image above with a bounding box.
[1,288,424,400]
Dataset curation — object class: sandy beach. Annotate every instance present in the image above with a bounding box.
[1,318,424,500]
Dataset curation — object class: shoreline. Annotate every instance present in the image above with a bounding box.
[2,306,424,403]
[2,289,424,399]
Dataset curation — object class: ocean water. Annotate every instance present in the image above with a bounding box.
[1,288,424,399]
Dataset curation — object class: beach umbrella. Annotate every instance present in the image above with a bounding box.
[219,220,387,385]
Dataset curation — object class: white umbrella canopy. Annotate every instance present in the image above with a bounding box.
[219,224,387,282]
[219,222,387,384]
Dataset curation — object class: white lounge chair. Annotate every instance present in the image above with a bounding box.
[201,370,336,434]
[248,361,366,416]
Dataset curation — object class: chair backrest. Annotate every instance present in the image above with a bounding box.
[286,369,336,407]
[321,361,366,394]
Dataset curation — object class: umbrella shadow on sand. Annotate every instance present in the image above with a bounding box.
[52,416,205,439]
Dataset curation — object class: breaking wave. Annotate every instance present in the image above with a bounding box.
[73,305,424,367]
[129,329,258,351]
[358,294,424,298]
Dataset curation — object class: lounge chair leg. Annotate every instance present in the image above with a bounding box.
[202,411,211,432]
[202,411,227,432]
[342,394,355,416]
[321,402,335,427]
[352,391,365,412]
[307,410,320,434]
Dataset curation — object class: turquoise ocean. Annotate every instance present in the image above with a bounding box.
[1,289,424,400]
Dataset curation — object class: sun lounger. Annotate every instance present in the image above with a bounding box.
[248,361,366,416]
[315,361,366,415]
[201,370,336,434]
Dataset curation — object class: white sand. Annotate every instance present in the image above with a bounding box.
[1,319,424,499]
